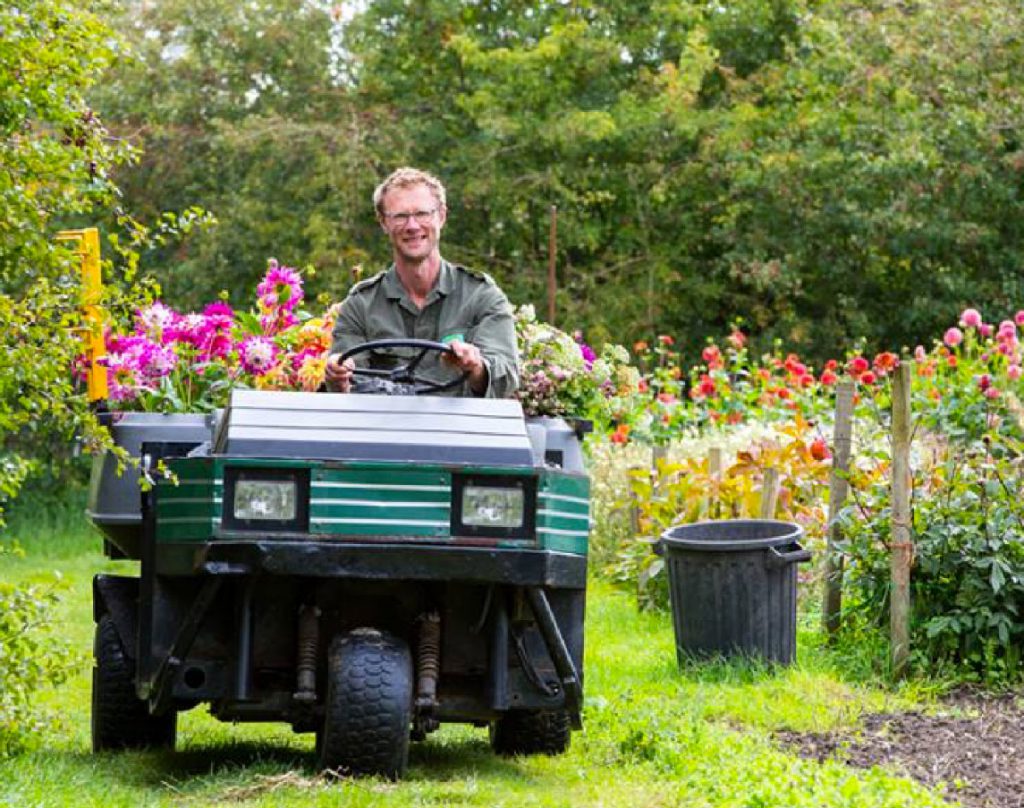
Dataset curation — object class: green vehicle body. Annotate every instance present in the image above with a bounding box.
[89,386,589,777]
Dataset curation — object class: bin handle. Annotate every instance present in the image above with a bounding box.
[767,543,811,568]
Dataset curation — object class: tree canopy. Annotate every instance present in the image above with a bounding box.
[76,0,1024,360]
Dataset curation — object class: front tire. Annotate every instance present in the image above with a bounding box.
[319,628,413,779]
[490,710,571,756]
[92,614,176,751]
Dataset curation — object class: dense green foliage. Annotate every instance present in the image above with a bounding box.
[94,0,1024,359]
[0,0,126,507]
[0,0,213,510]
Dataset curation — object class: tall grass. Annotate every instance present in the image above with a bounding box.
[0,484,960,807]
[4,479,102,560]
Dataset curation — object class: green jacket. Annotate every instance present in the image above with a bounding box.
[330,260,519,398]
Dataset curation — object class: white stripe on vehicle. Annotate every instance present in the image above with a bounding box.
[310,498,450,509]
[312,518,449,528]
[540,492,588,507]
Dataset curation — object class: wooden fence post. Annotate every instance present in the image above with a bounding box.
[547,205,557,324]
[759,467,781,519]
[890,363,913,677]
[823,379,856,639]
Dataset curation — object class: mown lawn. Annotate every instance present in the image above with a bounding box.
[1,494,958,808]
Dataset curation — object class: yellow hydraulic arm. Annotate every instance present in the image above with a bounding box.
[57,227,108,402]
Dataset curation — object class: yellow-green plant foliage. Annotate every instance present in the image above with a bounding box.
[596,417,831,610]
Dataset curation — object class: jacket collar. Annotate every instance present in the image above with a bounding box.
[382,259,454,302]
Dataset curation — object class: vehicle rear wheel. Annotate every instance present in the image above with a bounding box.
[490,709,571,756]
[318,628,413,779]
[92,614,176,751]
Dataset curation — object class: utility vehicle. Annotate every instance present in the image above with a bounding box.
[88,339,589,778]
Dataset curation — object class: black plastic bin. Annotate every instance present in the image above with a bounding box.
[660,520,811,666]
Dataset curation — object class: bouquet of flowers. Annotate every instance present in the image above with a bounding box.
[514,305,636,420]
[94,261,334,413]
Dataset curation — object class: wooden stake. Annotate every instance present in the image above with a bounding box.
[651,444,667,484]
[707,446,723,519]
[547,205,557,324]
[823,379,855,639]
[890,363,913,677]
[759,467,780,519]
[628,466,642,538]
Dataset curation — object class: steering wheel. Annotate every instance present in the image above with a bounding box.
[339,338,470,395]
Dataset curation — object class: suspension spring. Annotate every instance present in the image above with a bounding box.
[294,604,320,703]
[416,611,441,709]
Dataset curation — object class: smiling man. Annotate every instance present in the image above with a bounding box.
[325,167,519,398]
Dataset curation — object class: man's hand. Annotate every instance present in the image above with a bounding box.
[325,353,355,392]
[444,340,488,395]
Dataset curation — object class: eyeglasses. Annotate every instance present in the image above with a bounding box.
[382,208,437,228]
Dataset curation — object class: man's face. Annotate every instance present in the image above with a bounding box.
[379,183,446,264]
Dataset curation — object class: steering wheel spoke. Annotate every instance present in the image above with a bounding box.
[353,366,394,379]
[403,346,432,377]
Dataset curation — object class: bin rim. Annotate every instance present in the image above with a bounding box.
[660,518,804,552]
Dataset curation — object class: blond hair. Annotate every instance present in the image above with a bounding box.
[373,167,447,214]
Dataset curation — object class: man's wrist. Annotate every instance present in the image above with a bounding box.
[469,361,489,396]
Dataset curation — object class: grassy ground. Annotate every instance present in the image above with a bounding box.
[1,489,958,807]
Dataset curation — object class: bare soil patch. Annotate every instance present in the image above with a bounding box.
[775,690,1024,807]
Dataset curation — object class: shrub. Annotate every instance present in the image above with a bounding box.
[838,431,1024,684]
[0,546,77,757]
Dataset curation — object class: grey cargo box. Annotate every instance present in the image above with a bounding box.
[212,390,534,466]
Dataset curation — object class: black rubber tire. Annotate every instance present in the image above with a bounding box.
[319,628,413,779]
[92,614,176,751]
[490,710,572,756]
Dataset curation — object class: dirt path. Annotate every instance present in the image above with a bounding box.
[776,691,1024,808]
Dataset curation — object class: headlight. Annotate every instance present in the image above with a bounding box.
[234,478,297,521]
[461,485,524,528]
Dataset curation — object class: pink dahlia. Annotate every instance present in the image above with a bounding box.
[239,336,279,376]
[138,340,178,379]
[944,327,964,348]
[169,312,213,349]
[960,308,982,329]
[135,302,178,339]
[100,354,142,402]
[848,356,869,376]
[257,260,304,311]
[259,306,298,335]
[578,342,597,369]
[202,302,235,358]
